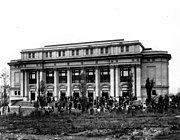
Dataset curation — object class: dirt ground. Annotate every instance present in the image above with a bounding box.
[0,111,180,140]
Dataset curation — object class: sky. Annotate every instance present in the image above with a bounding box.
[0,0,179,94]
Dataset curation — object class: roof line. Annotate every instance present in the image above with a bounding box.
[44,39,125,47]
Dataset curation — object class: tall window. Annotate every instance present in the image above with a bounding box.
[105,47,109,54]
[86,68,95,83]
[76,49,79,55]
[121,46,124,52]
[72,69,81,83]
[49,52,52,57]
[46,70,54,83]
[90,48,93,55]
[72,50,75,56]
[32,53,35,58]
[86,49,89,55]
[120,67,131,82]
[59,70,67,83]
[58,51,61,57]
[101,48,104,54]
[100,67,110,82]
[62,50,65,56]
[28,53,31,58]
[29,71,37,84]
[126,46,129,52]
[46,52,48,57]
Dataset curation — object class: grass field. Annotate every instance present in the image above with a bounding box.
[0,110,180,140]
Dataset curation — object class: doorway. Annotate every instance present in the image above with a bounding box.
[31,91,35,101]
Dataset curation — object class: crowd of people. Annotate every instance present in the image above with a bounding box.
[48,94,180,115]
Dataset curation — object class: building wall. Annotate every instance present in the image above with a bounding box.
[8,40,171,103]
[141,57,169,102]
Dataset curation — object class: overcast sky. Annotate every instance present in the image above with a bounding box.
[0,0,179,93]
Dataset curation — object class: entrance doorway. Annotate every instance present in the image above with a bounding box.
[102,91,109,99]
[73,90,79,98]
[60,91,66,97]
[88,90,94,103]
[47,90,53,97]
[31,91,35,101]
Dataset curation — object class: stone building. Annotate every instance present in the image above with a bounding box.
[8,39,171,103]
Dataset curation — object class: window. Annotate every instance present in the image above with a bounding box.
[101,48,104,54]
[58,51,61,57]
[46,52,48,57]
[18,91,20,95]
[105,47,109,54]
[72,69,81,83]
[28,53,31,58]
[121,46,124,52]
[100,67,110,82]
[72,50,74,56]
[15,72,20,84]
[86,49,89,55]
[126,46,129,52]
[46,70,54,83]
[120,67,131,82]
[32,53,35,58]
[76,49,79,55]
[15,91,17,95]
[29,71,37,84]
[86,68,95,83]
[49,52,52,57]
[90,48,93,55]
[62,50,65,56]
[59,70,67,83]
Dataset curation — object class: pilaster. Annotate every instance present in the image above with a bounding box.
[115,65,120,98]
[136,65,141,100]
[95,66,100,98]
[67,68,71,97]
[54,69,58,100]
[110,65,115,97]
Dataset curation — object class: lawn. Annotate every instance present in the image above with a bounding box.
[0,111,180,140]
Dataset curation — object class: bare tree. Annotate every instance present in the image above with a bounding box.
[145,78,154,105]
[0,68,10,106]
[36,80,47,109]
[80,69,88,113]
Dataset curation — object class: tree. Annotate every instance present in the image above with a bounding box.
[0,68,10,106]
[145,78,154,105]
[127,73,133,100]
[80,69,88,113]
[36,80,47,109]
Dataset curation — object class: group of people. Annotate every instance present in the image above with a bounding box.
[34,92,180,116]
[53,95,141,114]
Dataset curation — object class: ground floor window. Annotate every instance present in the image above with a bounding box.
[47,90,53,97]
[88,90,94,102]
[102,91,109,99]
[30,91,35,101]
[73,90,79,98]
[60,91,66,97]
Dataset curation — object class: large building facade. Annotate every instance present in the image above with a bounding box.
[8,39,171,103]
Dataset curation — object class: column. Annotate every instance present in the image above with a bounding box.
[36,70,39,101]
[40,70,43,82]
[110,65,115,97]
[95,67,100,98]
[115,66,120,98]
[20,71,24,98]
[119,66,122,96]
[24,71,28,101]
[131,66,135,97]
[54,69,58,100]
[67,68,71,97]
[136,65,141,100]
